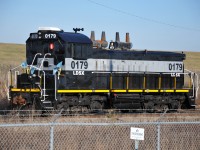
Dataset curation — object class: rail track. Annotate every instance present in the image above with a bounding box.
[0,108,200,125]
[0,108,200,118]
[0,97,200,122]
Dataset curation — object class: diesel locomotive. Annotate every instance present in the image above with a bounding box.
[8,27,199,112]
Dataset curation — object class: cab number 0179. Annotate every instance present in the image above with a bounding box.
[71,61,88,70]
[168,63,183,71]
[44,34,56,39]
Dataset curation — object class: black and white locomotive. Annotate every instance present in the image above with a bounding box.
[8,27,199,112]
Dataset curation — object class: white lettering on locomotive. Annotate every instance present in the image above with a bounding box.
[73,71,85,75]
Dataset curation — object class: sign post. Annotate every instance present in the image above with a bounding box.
[130,127,144,150]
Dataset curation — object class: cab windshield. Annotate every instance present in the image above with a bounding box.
[26,40,65,65]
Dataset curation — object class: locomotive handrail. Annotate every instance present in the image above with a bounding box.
[92,71,191,75]
[184,69,199,99]
[7,65,21,88]
[92,71,161,74]
[31,53,42,66]
[39,53,51,69]
[196,74,199,99]
[29,53,51,101]
[7,63,47,102]
[194,73,199,99]
[14,71,19,86]
[8,52,59,103]
[38,53,51,101]
[29,65,47,101]
[7,65,22,100]
[54,74,57,101]
[91,70,197,98]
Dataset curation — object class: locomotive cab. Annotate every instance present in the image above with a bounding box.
[15,27,93,109]
[27,28,65,66]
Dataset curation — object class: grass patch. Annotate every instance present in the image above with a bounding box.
[0,43,25,66]
[184,52,200,72]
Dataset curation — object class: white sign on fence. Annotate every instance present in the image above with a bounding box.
[130,127,144,140]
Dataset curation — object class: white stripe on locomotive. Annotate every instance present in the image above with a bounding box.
[65,58,183,73]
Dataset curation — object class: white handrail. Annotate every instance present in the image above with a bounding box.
[39,53,51,69]
[195,73,199,99]
[29,65,46,102]
[184,69,199,99]
[31,53,42,66]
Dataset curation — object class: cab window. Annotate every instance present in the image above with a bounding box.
[71,43,88,59]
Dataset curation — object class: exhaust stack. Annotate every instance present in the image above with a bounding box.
[115,32,120,42]
[109,32,132,50]
[126,33,130,43]
[90,31,108,48]
[101,31,106,41]
[90,31,95,41]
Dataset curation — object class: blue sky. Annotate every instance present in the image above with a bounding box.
[0,0,200,51]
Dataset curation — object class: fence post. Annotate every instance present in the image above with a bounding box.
[135,140,139,150]
[157,123,160,150]
[156,108,168,150]
[50,126,54,150]
[49,109,64,150]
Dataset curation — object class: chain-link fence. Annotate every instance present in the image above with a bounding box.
[0,111,200,150]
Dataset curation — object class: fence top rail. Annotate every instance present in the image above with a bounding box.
[0,121,200,127]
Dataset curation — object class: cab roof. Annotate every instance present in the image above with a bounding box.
[58,32,92,44]
[26,30,92,44]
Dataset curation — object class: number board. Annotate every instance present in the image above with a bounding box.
[30,33,39,39]
[30,32,57,40]
[39,32,57,39]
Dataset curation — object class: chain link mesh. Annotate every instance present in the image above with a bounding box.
[0,125,50,150]
[0,111,200,150]
[160,123,200,150]
[53,124,157,150]
[0,121,199,150]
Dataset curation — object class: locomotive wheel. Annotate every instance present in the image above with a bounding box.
[152,103,169,113]
[31,98,43,116]
[157,104,169,112]
[181,100,191,109]
[170,100,180,110]
[56,102,69,112]
[90,101,103,110]
[145,102,155,113]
